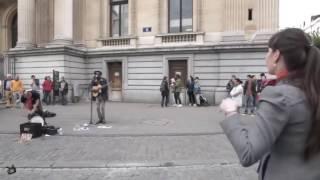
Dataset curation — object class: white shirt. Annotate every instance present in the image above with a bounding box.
[230,84,243,107]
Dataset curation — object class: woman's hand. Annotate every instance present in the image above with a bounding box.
[220,98,238,117]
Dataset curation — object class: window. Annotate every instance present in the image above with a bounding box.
[169,0,193,33]
[111,0,128,37]
[248,9,253,21]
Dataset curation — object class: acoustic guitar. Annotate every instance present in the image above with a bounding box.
[92,84,109,97]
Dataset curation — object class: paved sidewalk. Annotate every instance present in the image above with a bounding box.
[0,102,233,136]
[0,102,258,179]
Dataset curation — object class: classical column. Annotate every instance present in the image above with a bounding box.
[74,0,85,46]
[16,0,36,48]
[128,0,136,36]
[224,0,245,32]
[257,0,278,32]
[100,0,110,39]
[52,0,73,45]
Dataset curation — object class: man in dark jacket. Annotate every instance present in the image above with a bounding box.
[160,76,169,107]
[59,76,68,105]
[243,75,257,114]
[91,71,108,124]
[226,75,236,96]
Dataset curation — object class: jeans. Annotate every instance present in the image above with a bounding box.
[60,92,67,105]
[11,91,21,107]
[174,92,181,105]
[187,91,195,105]
[161,92,169,107]
[244,95,255,113]
[43,91,51,105]
[96,96,106,122]
[195,94,201,105]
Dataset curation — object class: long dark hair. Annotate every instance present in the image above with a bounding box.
[268,28,320,160]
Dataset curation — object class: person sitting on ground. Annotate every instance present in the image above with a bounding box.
[21,90,46,125]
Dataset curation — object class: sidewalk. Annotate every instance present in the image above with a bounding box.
[0,102,231,136]
[0,102,258,180]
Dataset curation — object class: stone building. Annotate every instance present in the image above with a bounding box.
[0,0,279,104]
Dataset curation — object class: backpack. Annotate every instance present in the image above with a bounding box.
[160,81,165,92]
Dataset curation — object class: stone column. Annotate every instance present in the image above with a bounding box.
[100,0,110,39]
[128,0,136,36]
[224,0,245,32]
[74,0,85,46]
[257,0,278,32]
[254,0,278,41]
[52,0,73,45]
[222,0,245,42]
[16,0,36,48]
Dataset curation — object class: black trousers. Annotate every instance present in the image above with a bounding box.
[174,92,182,105]
[187,91,195,105]
[28,109,47,125]
[161,92,169,107]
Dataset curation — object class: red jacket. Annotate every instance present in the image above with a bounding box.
[42,80,53,92]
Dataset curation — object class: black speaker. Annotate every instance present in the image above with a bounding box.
[20,122,42,138]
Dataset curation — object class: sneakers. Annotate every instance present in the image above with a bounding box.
[177,104,183,108]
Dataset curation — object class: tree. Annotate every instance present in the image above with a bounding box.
[309,31,320,49]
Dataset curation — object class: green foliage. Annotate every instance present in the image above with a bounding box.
[309,31,320,49]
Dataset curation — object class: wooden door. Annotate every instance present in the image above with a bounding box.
[169,60,187,86]
[108,62,122,90]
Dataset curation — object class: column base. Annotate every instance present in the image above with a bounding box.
[46,39,73,47]
[13,42,36,50]
[221,31,246,43]
[251,31,275,43]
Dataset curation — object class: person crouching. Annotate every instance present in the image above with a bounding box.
[21,90,46,125]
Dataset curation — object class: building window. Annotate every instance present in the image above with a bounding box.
[248,9,253,21]
[169,0,193,33]
[111,0,128,37]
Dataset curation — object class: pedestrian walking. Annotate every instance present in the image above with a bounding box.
[229,78,243,112]
[160,76,169,107]
[186,76,196,106]
[220,28,320,180]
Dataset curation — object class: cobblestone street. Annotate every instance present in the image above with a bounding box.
[0,102,258,179]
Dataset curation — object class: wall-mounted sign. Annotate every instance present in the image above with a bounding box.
[143,27,152,32]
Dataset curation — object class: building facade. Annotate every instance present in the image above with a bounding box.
[0,0,279,104]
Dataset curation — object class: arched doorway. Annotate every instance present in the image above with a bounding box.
[11,14,17,48]
[0,4,17,79]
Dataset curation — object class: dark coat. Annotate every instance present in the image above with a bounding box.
[243,80,257,96]
[91,77,108,101]
[160,80,169,95]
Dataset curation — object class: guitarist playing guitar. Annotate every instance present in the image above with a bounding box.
[91,71,109,124]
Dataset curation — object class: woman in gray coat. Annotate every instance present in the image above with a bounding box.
[220,28,320,180]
